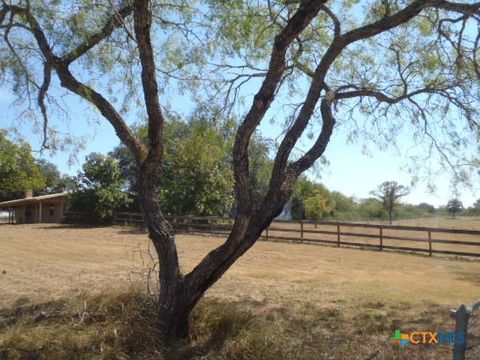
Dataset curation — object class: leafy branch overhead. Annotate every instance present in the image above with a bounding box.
[2,0,480,340]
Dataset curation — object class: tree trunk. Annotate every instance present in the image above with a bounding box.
[135,169,263,342]
[137,173,192,341]
[156,282,193,341]
[147,215,259,342]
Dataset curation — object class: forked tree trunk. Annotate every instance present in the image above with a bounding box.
[129,0,332,342]
[149,218,259,341]
[138,172,278,341]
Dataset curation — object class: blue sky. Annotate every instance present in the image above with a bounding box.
[1,81,477,208]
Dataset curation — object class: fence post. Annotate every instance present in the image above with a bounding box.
[300,221,304,243]
[428,231,432,257]
[452,304,469,360]
[379,227,383,251]
[337,224,341,247]
[265,226,269,241]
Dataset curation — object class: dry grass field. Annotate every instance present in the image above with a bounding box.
[391,216,480,229]
[1,223,480,359]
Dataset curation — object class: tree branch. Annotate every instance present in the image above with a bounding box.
[62,2,134,64]
[54,64,146,162]
[186,0,328,300]
[0,3,145,162]
[290,96,336,175]
[134,0,165,177]
[436,1,480,15]
[259,0,434,212]
[232,0,327,216]
[320,5,341,39]
[267,0,480,196]
[38,61,51,150]
[184,0,459,302]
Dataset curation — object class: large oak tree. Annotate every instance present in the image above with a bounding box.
[2,0,480,340]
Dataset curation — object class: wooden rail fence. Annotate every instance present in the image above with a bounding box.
[112,212,480,258]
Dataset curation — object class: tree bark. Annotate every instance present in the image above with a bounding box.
[137,173,190,340]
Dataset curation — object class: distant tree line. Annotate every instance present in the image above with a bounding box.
[0,127,478,223]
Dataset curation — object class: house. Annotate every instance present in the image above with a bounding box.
[0,191,68,224]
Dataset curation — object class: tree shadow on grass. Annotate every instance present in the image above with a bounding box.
[37,223,110,230]
[167,300,258,360]
[455,271,480,287]
[0,297,68,332]
[166,298,349,360]
[116,227,148,235]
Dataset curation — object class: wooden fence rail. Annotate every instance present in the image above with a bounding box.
[110,212,480,258]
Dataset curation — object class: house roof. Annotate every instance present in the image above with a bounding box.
[0,192,68,209]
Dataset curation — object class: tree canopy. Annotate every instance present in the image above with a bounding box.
[34,159,75,195]
[35,159,62,194]
[2,0,480,175]
[157,119,234,216]
[0,130,45,201]
[446,198,464,218]
[111,116,272,216]
[70,153,131,221]
[473,198,480,213]
[371,181,410,224]
[291,177,333,220]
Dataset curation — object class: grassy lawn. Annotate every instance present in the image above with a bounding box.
[1,223,479,359]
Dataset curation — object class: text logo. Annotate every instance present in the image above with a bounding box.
[391,330,465,348]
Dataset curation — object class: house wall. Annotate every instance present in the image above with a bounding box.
[40,202,65,223]
[15,205,39,223]
[13,200,65,223]
[14,206,25,223]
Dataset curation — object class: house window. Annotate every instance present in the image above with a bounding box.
[49,204,54,216]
